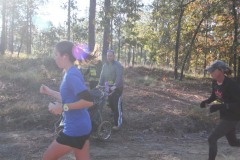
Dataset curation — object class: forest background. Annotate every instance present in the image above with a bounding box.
[0,0,240,80]
[0,1,240,159]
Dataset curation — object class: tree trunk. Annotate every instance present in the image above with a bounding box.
[102,0,111,62]
[232,0,238,80]
[132,46,135,67]
[180,17,204,80]
[26,0,30,54]
[29,10,32,54]
[140,46,143,65]
[88,0,96,52]
[110,19,113,49]
[203,19,208,77]
[174,2,185,80]
[18,34,24,57]
[117,27,121,61]
[127,46,131,66]
[1,0,6,55]
[10,4,15,54]
[67,0,71,40]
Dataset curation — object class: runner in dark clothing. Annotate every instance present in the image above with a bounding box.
[200,60,240,160]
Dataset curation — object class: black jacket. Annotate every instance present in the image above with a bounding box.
[205,76,240,121]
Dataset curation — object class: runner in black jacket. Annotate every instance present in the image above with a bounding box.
[200,60,240,160]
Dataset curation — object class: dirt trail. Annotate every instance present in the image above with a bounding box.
[0,130,240,160]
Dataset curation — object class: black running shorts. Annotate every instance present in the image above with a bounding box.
[56,131,91,149]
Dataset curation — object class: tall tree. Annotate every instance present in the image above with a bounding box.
[67,0,71,40]
[149,0,174,67]
[26,0,34,54]
[88,0,96,52]
[9,0,16,54]
[231,0,239,79]
[174,0,195,80]
[119,0,143,66]
[1,0,6,55]
[102,0,111,62]
[174,0,184,79]
[61,0,78,41]
[180,17,205,80]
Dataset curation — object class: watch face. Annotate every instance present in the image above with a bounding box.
[64,104,69,111]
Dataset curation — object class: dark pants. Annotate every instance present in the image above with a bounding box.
[208,120,240,160]
[108,88,123,127]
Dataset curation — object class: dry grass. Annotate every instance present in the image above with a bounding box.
[123,66,216,135]
[0,55,61,131]
[0,56,216,135]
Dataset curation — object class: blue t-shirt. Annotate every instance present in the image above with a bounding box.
[60,66,92,136]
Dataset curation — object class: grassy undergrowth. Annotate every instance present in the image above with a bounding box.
[0,55,216,134]
[0,55,61,131]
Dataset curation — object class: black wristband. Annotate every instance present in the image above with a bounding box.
[78,90,93,102]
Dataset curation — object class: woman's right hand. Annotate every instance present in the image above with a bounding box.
[40,84,51,95]
[48,102,63,115]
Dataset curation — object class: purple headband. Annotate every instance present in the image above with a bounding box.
[72,44,90,61]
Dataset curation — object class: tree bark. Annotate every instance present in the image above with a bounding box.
[1,0,6,55]
[10,3,15,54]
[88,0,96,52]
[174,1,184,80]
[180,17,204,80]
[67,0,71,40]
[102,0,111,62]
[117,27,121,61]
[132,46,135,67]
[232,0,238,80]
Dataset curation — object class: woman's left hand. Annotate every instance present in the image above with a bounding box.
[48,102,63,115]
